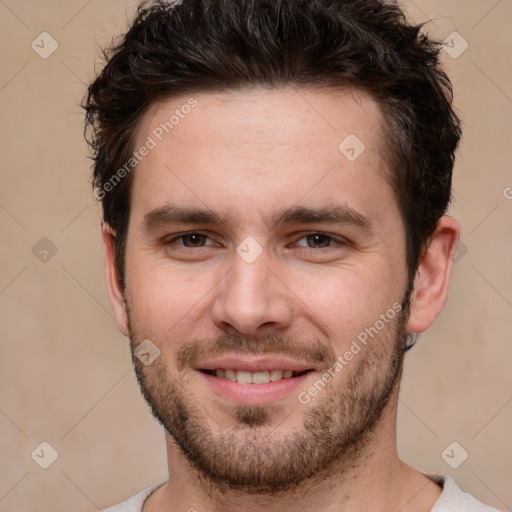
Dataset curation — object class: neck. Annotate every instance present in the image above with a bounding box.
[144,391,442,512]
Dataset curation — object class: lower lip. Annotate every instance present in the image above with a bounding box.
[199,371,313,405]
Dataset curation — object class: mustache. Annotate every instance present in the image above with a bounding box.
[175,332,336,371]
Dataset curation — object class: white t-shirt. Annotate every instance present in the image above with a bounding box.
[102,474,502,511]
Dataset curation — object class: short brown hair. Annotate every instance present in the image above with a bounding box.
[84,0,461,287]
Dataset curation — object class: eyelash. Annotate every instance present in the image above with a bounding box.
[165,231,349,251]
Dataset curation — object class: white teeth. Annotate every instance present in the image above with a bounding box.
[236,370,252,385]
[252,371,270,384]
[225,369,237,382]
[269,369,283,381]
[212,369,302,384]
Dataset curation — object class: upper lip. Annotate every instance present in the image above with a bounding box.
[196,355,315,373]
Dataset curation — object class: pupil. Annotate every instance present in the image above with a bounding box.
[308,234,330,248]
[185,233,205,247]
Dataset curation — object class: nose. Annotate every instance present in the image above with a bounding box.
[211,247,294,337]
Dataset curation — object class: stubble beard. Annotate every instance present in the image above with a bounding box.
[128,300,409,495]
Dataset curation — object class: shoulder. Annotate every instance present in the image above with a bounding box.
[102,483,165,512]
[428,474,504,512]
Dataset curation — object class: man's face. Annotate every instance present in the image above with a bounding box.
[118,87,411,492]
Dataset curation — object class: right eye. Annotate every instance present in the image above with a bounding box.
[165,231,220,249]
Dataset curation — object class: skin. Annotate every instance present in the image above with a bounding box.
[102,86,459,512]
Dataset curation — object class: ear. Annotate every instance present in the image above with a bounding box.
[102,223,130,337]
[407,216,460,333]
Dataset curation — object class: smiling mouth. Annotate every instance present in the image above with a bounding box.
[200,369,313,384]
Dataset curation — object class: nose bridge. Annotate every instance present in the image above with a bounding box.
[231,249,272,300]
[212,243,293,335]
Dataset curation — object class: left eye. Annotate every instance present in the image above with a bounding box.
[295,233,343,249]
[171,233,216,247]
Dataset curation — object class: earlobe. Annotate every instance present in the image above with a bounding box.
[406,216,460,334]
[102,223,130,337]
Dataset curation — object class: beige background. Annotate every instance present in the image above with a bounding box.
[0,1,511,510]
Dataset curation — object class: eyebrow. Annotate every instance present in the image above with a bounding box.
[142,204,372,233]
[143,205,225,231]
[271,204,372,231]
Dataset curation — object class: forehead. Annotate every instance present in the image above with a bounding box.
[130,86,393,226]
[137,86,384,155]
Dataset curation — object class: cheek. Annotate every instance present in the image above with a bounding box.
[126,260,220,335]
[293,263,401,346]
